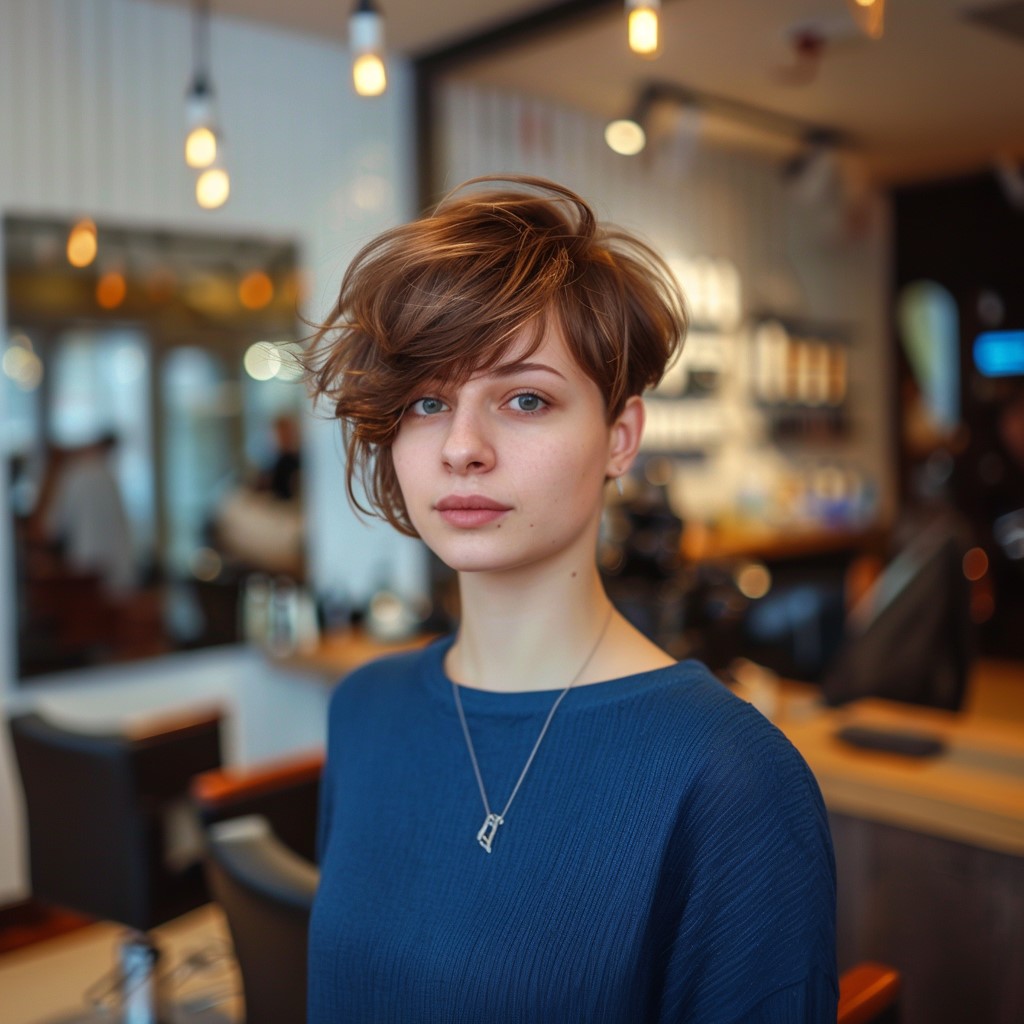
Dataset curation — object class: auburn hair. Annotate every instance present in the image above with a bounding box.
[305,175,687,536]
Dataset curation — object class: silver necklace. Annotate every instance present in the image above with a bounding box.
[451,606,615,854]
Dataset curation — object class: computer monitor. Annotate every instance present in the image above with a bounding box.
[821,520,973,711]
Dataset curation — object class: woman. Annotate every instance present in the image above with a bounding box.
[306,176,837,1022]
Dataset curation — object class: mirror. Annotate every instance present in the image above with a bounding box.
[3,216,306,680]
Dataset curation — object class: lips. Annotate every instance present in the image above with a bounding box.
[435,494,511,528]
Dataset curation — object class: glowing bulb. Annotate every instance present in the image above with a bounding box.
[66,219,98,267]
[96,270,127,309]
[185,125,218,168]
[735,563,772,600]
[350,2,387,97]
[196,167,230,209]
[627,2,660,57]
[353,53,386,97]
[238,270,274,310]
[2,346,44,390]
[845,0,885,38]
[243,341,283,381]
[605,118,646,156]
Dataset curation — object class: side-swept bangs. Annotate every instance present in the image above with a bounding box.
[305,175,687,535]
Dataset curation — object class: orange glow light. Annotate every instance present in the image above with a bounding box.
[962,546,989,582]
[67,219,98,268]
[96,270,127,309]
[238,270,274,310]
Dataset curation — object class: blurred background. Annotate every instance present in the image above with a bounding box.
[2,2,1024,1022]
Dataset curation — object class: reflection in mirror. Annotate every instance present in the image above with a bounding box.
[3,216,304,680]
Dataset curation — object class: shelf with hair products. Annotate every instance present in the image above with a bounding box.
[750,314,853,443]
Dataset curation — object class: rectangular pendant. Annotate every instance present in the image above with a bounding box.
[476,813,503,853]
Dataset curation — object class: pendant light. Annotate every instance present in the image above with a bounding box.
[185,0,219,168]
[626,0,660,58]
[350,0,387,97]
[845,0,885,40]
[185,0,230,208]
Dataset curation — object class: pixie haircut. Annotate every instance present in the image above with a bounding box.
[306,175,687,536]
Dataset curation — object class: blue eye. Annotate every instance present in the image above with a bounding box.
[410,397,448,415]
[510,393,546,413]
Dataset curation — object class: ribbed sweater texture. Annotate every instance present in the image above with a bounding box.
[308,638,837,1022]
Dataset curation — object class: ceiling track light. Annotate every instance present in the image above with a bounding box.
[605,81,853,167]
[350,0,387,97]
[605,85,658,155]
[626,0,661,59]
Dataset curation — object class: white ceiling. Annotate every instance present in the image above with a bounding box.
[153,0,1024,184]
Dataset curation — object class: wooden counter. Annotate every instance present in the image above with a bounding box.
[270,629,433,679]
[769,676,1024,857]
[680,522,882,564]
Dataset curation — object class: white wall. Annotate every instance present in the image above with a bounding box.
[0,0,426,902]
[437,84,895,524]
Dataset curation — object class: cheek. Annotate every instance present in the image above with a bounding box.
[529,438,607,506]
[389,436,419,504]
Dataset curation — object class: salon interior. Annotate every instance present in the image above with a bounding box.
[1,1,1023,1022]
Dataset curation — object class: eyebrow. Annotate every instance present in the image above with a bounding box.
[486,360,567,381]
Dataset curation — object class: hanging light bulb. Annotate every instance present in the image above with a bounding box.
[845,0,885,39]
[350,0,387,97]
[185,78,219,169]
[626,0,660,58]
[66,219,98,268]
[184,0,222,170]
[196,165,230,209]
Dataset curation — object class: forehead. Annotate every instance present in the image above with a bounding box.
[463,320,589,384]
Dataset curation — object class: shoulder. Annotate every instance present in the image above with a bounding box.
[625,659,811,779]
[638,660,832,860]
[326,638,445,721]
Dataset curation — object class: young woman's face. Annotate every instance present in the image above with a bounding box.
[391,324,640,577]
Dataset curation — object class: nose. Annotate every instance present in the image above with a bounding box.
[441,404,495,475]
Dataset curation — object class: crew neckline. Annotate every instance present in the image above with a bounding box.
[420,634,693,716]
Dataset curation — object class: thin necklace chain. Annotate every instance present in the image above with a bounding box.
[451,605,615,852]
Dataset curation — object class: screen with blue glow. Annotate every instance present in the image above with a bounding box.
[974,331,1024,377]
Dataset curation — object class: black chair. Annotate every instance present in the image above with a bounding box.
[8,705,225,1021]
[192,749,322,863]
[203,815,318,1024]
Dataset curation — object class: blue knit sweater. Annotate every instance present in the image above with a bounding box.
[308,639,837,1022]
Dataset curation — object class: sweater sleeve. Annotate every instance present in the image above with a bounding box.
[657,725,838,1023]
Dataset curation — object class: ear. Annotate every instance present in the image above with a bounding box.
[606,395,645,480]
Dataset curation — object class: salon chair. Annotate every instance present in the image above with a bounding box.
[191,751,322,1023]
[191,749,323,862]
[838,962,901,1024]
[8,704,225,1021]
[203,815,318,1024]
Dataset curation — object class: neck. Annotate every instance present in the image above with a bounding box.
[448,559,614,694]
